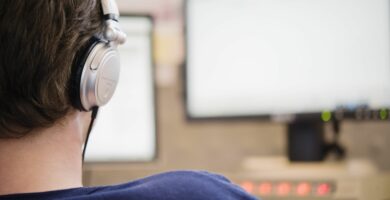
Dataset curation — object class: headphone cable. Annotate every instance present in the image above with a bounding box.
[82,106,99,162]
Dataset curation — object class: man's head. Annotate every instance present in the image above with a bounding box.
[0,0,104,137]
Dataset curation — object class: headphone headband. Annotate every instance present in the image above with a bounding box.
[101,0,127,45]
[101,0,119,20]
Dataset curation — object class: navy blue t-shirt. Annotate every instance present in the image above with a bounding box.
[0,171,259,200]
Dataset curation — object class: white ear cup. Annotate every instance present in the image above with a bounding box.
[79,43,120,110]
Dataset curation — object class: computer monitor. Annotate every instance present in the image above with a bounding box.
[85,15,156,162]
[185,0,390,121]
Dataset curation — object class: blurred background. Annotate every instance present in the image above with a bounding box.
[83,0,390,199]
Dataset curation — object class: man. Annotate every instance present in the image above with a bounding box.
[0,0,258,199]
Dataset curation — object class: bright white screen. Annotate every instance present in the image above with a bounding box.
[85,16,156,162]
[187,0,390,118]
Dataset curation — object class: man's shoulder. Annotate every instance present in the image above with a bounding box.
[0,171,258,200]
[133,170,231,187]
[93,170,258,200]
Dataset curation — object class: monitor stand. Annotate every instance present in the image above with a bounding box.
[288,121,326,162]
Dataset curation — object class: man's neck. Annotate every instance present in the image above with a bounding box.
[0,112,90,195]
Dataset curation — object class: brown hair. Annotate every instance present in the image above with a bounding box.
[0,0,104,137]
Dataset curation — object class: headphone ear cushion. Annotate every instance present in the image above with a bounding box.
[69,37,101,111]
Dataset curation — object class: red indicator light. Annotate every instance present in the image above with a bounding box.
[316,183,331,196]
[258,182,273,196]
[296,182,311,196]
[240,182,255,194]
[277,182,291,196]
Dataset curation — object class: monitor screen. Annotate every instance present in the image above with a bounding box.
[185,0,390,120]
[85,16,156,162]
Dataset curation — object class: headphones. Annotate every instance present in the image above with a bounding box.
[70,0,126,111]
